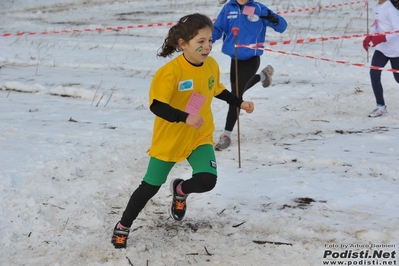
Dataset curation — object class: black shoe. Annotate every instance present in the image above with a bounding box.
[111,222,130,249]
[169,179,188,221]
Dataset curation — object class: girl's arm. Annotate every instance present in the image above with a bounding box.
[216,89,254,113]
[150,99,189,123]
[150,99,204,129]
[260,9,287,33]
[215,89,243,107]
[212,7,227,43]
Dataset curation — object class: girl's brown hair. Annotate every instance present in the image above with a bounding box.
[157,13,214,58]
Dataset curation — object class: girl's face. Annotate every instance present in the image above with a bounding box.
[180,27,213,65]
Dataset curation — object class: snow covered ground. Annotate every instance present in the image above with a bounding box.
[1,0,398,265]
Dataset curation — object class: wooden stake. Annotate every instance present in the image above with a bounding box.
[232,27,242,168]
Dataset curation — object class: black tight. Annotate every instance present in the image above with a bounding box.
[370,50,399,105]
[181,172,217,193]
[119,172,217,227]
[225,56,260,131]
[120,181,160,227]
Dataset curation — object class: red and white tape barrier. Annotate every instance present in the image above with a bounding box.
[262,47,399,73]
[1,23,176,37]
[1,0,365,37]
[233,30,399,48]
[275,0,365,15]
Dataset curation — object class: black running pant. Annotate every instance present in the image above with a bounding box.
[225,56,261,131]
[120,172,217,228]
[370,50,399,106]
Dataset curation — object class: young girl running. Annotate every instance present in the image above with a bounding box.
[111,13,255,249]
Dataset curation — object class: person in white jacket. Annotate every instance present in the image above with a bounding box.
[363,0,399,117]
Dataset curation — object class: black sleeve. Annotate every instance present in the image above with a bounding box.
[215,89,243,108]
[149,99,189,123]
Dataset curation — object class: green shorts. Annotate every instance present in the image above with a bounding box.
[143,144,217,186]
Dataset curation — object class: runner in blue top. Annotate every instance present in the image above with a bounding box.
[213,0,287,150]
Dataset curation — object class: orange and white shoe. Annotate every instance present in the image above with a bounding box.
[111,222,130,249]
[169,179,188,221]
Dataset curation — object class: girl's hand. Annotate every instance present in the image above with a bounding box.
[241,101,254,113]
[186,114,204,129]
